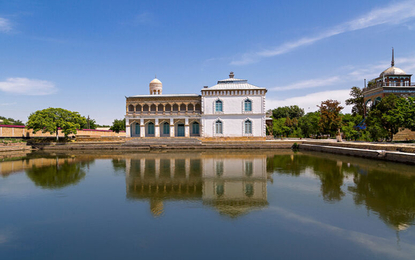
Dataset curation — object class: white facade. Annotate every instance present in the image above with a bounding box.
[200,72,267,138]
[125,72,267,139]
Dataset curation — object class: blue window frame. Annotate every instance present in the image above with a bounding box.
[135,123,140,135]
[192,122,199,135]
[245,120,252,134]
[215,100,223,112]
[148,122,155,135]
[163,122,170,135]
[215,120,222,134]
[244,99,252,111]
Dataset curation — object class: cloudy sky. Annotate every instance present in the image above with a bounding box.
[1,0,415,124]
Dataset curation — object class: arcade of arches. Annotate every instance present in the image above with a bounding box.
[126,95,201,137]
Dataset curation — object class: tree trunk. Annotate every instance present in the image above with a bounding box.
[56,127,59,141]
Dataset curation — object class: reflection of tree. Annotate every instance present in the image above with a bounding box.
[112,158,126,174]
[26,159,87,189]
[267,154,349,202]
[348,170,415,230]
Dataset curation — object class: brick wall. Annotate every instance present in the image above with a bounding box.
[0,125,125,138]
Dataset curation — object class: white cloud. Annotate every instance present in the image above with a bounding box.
[0,78,57,95]
[231,0,415,65]
[0,17,12,32]
[266,89,351,113]
[269,206,415,260]
[271,76,341,91]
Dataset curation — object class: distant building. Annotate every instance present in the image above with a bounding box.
[363,49,415,114]
[125,72,267,139]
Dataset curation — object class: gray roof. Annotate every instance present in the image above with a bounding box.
[129,94,199,98]
[206,78,265,90]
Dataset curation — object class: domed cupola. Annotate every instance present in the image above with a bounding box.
[149,76,162,95]
[379,48,407,77]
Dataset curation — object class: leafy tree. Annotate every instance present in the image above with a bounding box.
[0,116,24,125]
[272,118,290,137]
[341,113,362,141]
[272,105,304,119]
[26,108,86,141]
[366,95,400,141]
[345,86,364,116]
[318,100,343,136]
[394,97,415,131]
[298,112,320,138]
[80,117,97,129]
[110,118,126,133]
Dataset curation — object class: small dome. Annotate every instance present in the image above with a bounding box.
[149,77,162,95]
[379,66,407,77]
[150,78,162,84]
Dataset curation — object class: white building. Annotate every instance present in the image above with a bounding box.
[125,72,267,140]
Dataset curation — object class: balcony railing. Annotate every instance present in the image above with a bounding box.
[364,82,415,91]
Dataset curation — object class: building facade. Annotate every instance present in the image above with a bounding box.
[363,49,415,115]
[125,73,267,139]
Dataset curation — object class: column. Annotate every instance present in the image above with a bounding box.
[185,118,189,137]
[126,120,131,137]
[170,118,174,137]
[155,118,160,137]
[140,119,145,137]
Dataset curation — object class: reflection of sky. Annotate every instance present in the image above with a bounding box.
[0,154,414,259]
[267,206,415,260]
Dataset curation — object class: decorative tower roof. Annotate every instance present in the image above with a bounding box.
[379,48,408,77]
[149,76,162,95]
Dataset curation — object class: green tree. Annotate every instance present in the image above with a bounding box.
[298,112,320,138]
[110,118,126,133]
[272,105,304,119]
[394,97,415,131]
[26,108,86,141]
[345,86,364,116]
[318,100,343,136]
[0,116,24,125]
[366,95,400,141]
[341,113,362,141]
[80,117,97,129]
[272,118,290,137]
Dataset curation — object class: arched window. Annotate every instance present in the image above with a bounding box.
[135,123,140,135]
[148,122,155,135]
[215,120,223,134]
[192,122,199,135]
[245,120,252,134]
[244,99,252,111]
[163,122,170,135]
[215,100,223,112]
[128,105,134,112]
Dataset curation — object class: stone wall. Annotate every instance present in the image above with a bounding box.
[0,125,125,138]
[393,128,415,141]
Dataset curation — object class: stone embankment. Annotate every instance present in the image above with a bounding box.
[0,143,31,153]
[30,138,299,151]
[300,141,415,164]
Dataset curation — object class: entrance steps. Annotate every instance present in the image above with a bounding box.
[124,137,202,147]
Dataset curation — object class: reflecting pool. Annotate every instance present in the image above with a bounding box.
[0,150,415,259]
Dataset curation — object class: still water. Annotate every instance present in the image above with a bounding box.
[0,150,414,260]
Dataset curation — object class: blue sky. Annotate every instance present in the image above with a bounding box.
[1,0,415,125]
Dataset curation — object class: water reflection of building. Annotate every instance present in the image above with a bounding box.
[125,154,268,217]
